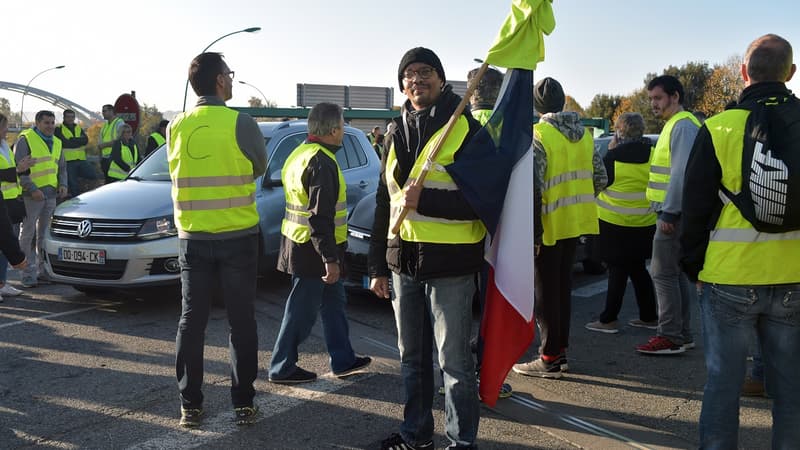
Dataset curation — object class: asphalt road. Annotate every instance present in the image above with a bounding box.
[0,267,773,449]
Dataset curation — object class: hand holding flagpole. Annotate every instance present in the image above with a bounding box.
[390,63,490,235]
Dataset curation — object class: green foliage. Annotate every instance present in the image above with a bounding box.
[644,61,713,112]
[696,55,744,116]
[563,95,585,116]
[586,94,623,121]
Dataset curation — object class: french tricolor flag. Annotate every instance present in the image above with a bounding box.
[447,69,535,407]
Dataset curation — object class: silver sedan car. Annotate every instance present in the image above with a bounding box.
[44,120,380,295]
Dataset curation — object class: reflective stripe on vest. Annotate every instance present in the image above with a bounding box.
[100,117,123,158]
[535,122,598,245]
[596,157,656,227]
[699,108,800,285]
[107,143,139,180]
[168,106,259,234]
[646,111,701,202]
[385,116,486,244]
[59,124,86,161]
[150,132,166,147]
[0,151,20,199]
[19,129,61,189]
[280,142,347,244]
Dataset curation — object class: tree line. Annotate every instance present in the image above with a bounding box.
[564,56,745,134]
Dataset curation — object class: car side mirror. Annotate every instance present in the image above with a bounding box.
[263,169,283,188]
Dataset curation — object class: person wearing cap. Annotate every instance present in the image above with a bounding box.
[144,119,169,158]
[368,47,484,450]
[513,77,607,379]
[467,66,503,125]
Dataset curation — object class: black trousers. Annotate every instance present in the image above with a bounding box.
[535,238,577,358]
[599,260,658,324]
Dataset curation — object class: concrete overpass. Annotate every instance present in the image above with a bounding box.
[0,81,102,123]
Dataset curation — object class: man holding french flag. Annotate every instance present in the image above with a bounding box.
[369,1,555,448]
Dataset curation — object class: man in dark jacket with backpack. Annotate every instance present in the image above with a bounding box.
[680,33,800,449]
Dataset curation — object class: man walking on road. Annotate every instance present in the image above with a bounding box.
[681,33,800,449]
[368,47,484,450]
[169,52,266,428]
[635,75,701,355]
[268,102,371,385]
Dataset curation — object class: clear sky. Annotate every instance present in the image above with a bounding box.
[4,0,799,118]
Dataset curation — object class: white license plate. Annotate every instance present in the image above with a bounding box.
[58,247,106,265]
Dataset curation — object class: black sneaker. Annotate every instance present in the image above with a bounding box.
[269,367,317,384]
[380,432,433,450]
[334,355,372,377]
[179,407,204,428]
[234,405,259,426]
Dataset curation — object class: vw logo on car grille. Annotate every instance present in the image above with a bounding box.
[77,220,93,238]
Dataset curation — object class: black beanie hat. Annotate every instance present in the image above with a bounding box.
[534,77,565,114]
[398,47,446,91]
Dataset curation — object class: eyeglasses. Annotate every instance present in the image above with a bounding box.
[224,71,235,80]
[403,67,436,81]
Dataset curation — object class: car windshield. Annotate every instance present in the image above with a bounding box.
[130,145,171,181]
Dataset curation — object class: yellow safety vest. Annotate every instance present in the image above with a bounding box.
[59,124,86,162]
[535,122,598,245]
[596,153,657,227]
[168,106,258,234]
[386,116,486,243]
[699,109,800,285]
[0,149,21,200]
[471,109,492,126]
[19,129,62,190]
[646,111,701,202]
[281,142,347,244]
[100,117,123,158]
[107,142,139,180]
[149,131,165,147]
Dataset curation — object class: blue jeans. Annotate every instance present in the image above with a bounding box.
[175,234,259,409]
[698,283,800,449]
[269,276,356,378]
[66,160,100,197]
[651,225,694,345]
[392,272,479,449]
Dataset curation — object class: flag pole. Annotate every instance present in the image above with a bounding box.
[390,62,491,235]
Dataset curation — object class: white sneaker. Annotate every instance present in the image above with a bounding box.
[0,284,23,296]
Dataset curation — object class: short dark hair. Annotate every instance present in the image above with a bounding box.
[468,67,503,106]
[308,102,343,137]
[158,119,169,129]
[63,109,75,117]
[647,75,685,105]
[745,34,794,83]
[102,104,114,112]
[189,52,226,97]
[35,110,55,123]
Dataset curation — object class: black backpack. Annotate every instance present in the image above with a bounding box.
[721,95,800,233]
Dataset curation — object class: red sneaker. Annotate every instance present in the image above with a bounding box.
[636,336,685,355]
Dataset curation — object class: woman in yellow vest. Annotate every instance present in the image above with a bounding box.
[106,124,139,182]
[0,113,32,299]
[586,113,658,334]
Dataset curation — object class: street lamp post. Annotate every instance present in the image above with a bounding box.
[181,27,261,111]
[20,65,65,123]
[238,80,269,106]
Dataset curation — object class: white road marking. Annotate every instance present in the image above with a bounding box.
[0,302,121,330]
[572,279,609,298]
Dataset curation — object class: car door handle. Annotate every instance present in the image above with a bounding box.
[358,180,369,188]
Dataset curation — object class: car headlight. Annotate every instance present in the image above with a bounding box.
[138,215,178,240]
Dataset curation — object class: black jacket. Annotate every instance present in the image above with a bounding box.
[368,86,484,281]
[277,140,347,278]
[680,82,799,281]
